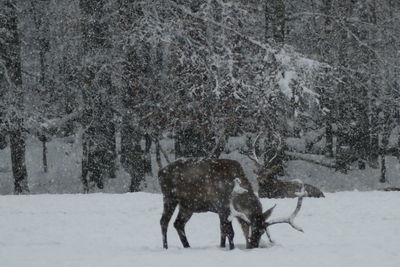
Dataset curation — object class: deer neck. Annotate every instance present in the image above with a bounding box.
[231,192,262,221]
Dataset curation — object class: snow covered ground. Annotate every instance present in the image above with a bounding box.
[1,191,399,267]
[1,136,399,266]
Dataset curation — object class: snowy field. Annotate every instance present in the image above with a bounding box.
[1,191,400,267]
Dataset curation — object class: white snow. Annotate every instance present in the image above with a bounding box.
[1,191,400,267]
[278,70,297,98]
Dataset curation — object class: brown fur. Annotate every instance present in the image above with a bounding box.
[159,158,268,249]
[380,187,400,192]
[159,158,255,211]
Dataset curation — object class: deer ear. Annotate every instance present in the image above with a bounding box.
[263,204,276,220]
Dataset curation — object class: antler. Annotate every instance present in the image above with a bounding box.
[247,132,284,172]
[246,132,263,169]
[265,180,306,235]
[265,133,282,167]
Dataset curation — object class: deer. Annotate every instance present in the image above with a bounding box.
[247,132,324,198]
[257,165,324,198]
[159,158,305,250]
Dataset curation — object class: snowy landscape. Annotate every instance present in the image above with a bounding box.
[1,138,400,266]
[1,1,400,267]
[1,191,400,267]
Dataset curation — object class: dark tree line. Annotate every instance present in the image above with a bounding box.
[0,0,399,194]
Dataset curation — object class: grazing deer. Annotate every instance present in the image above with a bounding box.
[258,165,324,198]
[380,187,400,192]
[159,158,304,249]
[247,133,324,198]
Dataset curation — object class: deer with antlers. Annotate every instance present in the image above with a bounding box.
[159,158,305,249]
[247,132,324,198]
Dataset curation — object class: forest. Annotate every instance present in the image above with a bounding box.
[1,0,400,194]
[2,1,400,266]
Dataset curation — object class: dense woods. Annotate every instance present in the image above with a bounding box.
[1,0,399,194]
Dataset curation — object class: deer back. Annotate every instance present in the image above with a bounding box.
[159,158,256,212]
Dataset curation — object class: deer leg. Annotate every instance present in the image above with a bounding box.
[238,218,250,248]
[219,220,227,248]
[174,209,193,248]
[219,213,235,250]
[160,199,178,249]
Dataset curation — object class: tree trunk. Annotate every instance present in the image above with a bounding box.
[120,116,145,192]
[42,137,48,173]
[110,125,117,179]
[320,0,334,158]
[325,121,334,157]
[396,129,400,175]
[144,134,152,176]
[380,112,391,183]
[380,132,388,183]
[104,117,117,179]
[334,0,356,173]
[129,144,145,192]
[369,114,380,168]
[380,152,386,183]
[155,138,163,169]
[335,129,350,174]
[1,1,29,194]
[81,132,89,193]
[81,121,115,192]
[10,122,29,194]
[32,1,51,174]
